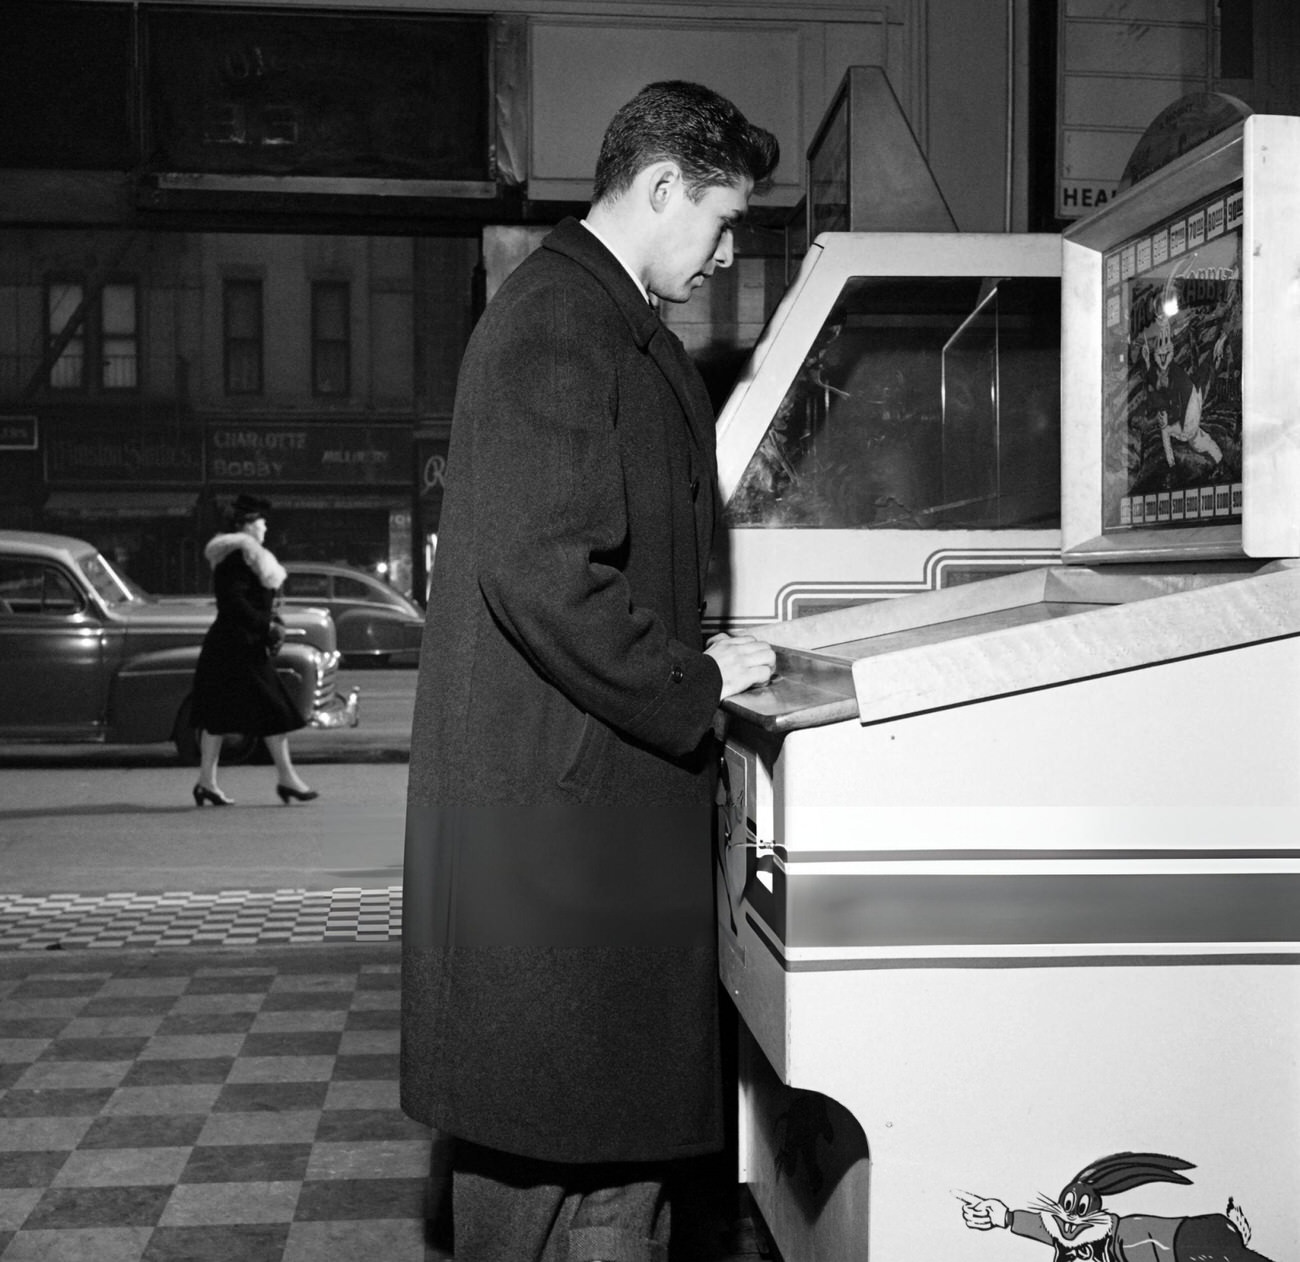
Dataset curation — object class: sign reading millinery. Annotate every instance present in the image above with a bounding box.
[207,423,411,485]
[143,8,490,182]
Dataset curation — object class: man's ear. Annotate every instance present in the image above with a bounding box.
[646,161,682,213]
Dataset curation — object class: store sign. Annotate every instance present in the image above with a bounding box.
[419,444,448,501]
[0,415,39,450]
[207,423,410,485]
[143,9,490,183]
[1058,181,1119,215]
[417,438,449,537]
[44,424,202,483]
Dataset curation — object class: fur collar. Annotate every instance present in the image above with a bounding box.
[204,532,287,590]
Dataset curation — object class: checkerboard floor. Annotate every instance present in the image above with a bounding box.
[0,942,770,1262]
[0,888,403,952]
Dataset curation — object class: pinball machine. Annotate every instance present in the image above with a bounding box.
[714,113,1300,1262]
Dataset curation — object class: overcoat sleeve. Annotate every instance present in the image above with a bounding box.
[465,277,722,760]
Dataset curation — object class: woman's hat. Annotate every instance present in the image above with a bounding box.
[230,493,272,522]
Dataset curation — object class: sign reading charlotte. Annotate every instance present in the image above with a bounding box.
[208,424,409,484]
[45,426,202,483]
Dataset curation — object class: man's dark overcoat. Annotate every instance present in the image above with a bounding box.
[400,218,727,1165]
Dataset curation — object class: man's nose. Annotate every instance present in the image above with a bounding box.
[714,230,735,269]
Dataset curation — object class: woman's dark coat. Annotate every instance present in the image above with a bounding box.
[401,218,727,1165]
[191,534,304,736]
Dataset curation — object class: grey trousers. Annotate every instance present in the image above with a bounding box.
[448,1139,671,1262]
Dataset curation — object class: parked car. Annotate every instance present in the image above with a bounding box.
[281,562,425,666]
[0,530,358,763]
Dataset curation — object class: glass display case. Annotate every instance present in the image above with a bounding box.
[711,233,1063,626]
[725,274,1060,532]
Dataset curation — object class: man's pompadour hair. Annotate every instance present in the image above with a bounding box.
[591,80,780,205]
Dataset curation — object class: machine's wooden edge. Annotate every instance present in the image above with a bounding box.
[851,563,1300,724]
[721,563,1290,732]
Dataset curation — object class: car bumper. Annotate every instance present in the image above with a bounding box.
[310,688,360,730]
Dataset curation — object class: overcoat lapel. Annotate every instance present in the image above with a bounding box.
[543,218,718,581]
[647,322,715,454]
[543,219,714,446]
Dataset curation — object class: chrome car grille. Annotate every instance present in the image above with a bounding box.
[316,650,342,711]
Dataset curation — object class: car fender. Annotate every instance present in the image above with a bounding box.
[108,642,323,743]
[280,605,336,654]
[108,646,201,743]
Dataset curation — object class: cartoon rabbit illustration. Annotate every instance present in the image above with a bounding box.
[957,1151,1276,1262]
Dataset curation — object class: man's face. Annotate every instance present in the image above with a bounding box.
[646,176,753,305]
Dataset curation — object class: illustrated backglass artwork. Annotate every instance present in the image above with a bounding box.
[1102,181,1244,532]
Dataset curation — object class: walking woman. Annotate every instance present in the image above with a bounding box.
[190,494,318,806]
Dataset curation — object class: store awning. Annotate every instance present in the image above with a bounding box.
[43,490,199,520]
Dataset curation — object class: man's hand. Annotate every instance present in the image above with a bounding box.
[706,633,776,700]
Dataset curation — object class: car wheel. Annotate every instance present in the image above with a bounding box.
[172,696,268,766]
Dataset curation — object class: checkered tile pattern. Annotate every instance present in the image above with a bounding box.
[0,943,769,1262]
[0,944,434,1261]
[0,888,402,952]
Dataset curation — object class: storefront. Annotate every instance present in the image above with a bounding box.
[205,419,415,596]
[36,418,204,593]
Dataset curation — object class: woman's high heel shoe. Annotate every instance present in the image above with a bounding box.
[276,784,319,805]
[193,784,233,807]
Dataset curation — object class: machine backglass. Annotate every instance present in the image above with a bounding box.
[1062,113,1300,562]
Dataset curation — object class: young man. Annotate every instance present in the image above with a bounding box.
[401,81,779,1262]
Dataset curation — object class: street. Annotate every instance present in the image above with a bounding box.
[0,666,416,896]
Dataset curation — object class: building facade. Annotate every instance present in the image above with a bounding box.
[1,0,1293,598]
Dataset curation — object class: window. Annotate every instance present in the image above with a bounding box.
[224,279,263,395]
[46,281,85,389]
[0,560,84,615]
[336,574,378,602]
[284,572,330,599]
[100,282,138,389]
[312,281,350,396]
[45,278,139,392]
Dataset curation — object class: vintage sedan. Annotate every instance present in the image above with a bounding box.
[0,530,358,763]
[281,562,424,665]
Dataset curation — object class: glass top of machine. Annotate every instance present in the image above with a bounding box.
[725,274,1061,532]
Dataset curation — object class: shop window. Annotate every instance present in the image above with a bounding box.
[224,278,263,395]
[312,281,351,397]
[45,278,138,392]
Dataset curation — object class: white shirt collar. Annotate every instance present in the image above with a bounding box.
[580,218,651,305]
